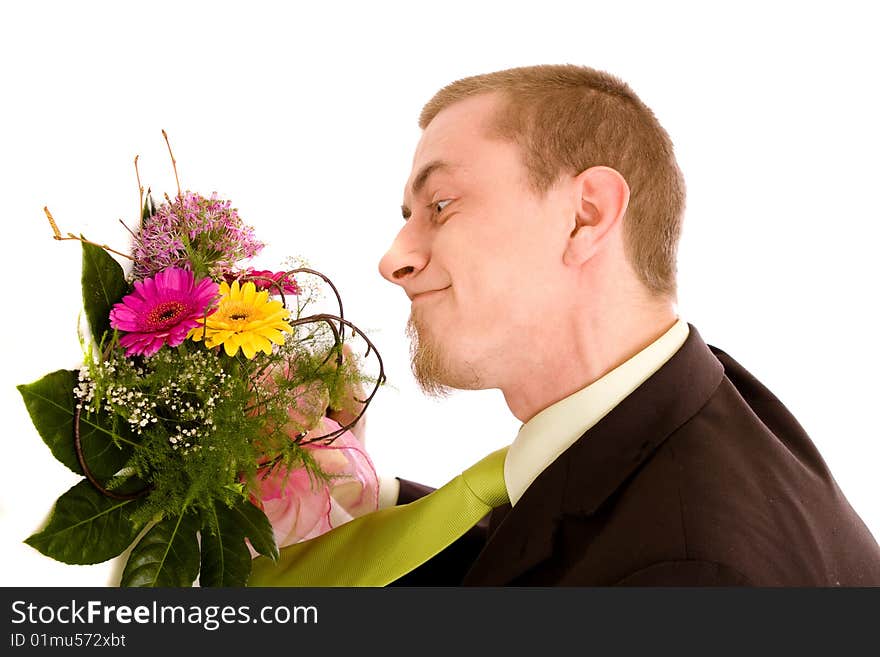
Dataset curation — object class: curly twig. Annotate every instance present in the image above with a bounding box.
[73,406,151,501]
[286,313,386,446]
[286,268,346,338]
[238,274,290,309]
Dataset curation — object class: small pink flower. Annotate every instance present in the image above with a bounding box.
[109,267,219,357]
[224,269,300,295]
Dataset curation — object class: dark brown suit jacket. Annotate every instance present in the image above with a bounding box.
[391,324,880,586]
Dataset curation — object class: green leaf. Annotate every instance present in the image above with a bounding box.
[24,479,146,564]
[230,499,279,561]
[199,503,253,587]
[81,241,128,344]
[141,191,156,226]
[77,409,141,488]
[17,369,135,480]
[120,510,200,587]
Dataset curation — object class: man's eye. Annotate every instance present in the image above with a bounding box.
[433,199,452,214]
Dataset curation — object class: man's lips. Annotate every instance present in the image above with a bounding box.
[410,286,451,302]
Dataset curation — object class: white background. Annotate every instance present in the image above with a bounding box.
[1,1,877,586]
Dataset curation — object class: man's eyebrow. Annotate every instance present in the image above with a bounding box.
[401,159,454,220]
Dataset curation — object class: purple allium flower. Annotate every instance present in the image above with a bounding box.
[109,267,219,357]
[133,191,264,279]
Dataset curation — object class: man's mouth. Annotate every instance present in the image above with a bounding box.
[411,286,451,302]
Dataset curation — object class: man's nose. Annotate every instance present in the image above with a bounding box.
[378,229,429,286]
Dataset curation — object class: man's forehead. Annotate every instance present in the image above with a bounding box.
[401,159,458,209]
[403,94,502,199]
[403,137,461,202]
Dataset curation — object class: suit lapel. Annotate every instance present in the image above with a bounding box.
[462,323,725,585]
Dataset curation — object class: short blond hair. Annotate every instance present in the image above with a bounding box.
[420,64,686,300]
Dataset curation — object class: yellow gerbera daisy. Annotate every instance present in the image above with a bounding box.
[189,280,293,358]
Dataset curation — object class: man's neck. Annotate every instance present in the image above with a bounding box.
[501,310,679,423]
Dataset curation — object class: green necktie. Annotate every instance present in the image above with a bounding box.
[248,446,510,586]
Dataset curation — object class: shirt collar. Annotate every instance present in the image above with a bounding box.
[504,318,690,506]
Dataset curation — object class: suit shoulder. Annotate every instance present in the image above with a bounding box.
[636,374,880,585]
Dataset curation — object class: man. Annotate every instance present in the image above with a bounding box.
[253,64,880,586]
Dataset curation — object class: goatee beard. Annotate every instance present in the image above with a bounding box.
[405,310,454,398]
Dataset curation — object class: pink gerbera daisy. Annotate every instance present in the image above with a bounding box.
[110,267,219,357]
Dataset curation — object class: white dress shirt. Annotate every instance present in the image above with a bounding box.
[505,317,689,505]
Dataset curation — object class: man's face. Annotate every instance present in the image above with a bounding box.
[378,93,572,395]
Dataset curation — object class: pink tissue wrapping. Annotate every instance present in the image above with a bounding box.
[247,416,379,556]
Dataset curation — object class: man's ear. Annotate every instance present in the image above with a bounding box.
[563,166,630,266]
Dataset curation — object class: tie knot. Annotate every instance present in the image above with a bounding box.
[461,446,509,508]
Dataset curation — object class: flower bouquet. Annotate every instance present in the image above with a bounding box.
[17,132,385,586]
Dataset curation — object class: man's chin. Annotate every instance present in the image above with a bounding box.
[405,311,485,397]
[412,363,456,398]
